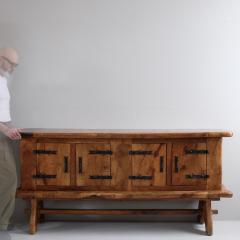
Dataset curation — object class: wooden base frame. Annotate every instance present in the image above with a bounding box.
[17,185,232,235]
[24,198,217,235]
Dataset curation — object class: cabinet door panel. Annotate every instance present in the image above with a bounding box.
[76,143,111,187]
[171,142,207,186]
[36,143,71,186]
[131,143,166,187]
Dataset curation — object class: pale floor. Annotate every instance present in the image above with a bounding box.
[1,220,240,240]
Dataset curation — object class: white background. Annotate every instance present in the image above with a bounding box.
[0,0,239,221]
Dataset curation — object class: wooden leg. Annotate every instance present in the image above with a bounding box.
[203,200,213,236]
[37,200,45,223]
[29,198,38,234]
[197,200,204,224]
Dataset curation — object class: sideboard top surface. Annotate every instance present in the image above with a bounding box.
[20,128,233,139]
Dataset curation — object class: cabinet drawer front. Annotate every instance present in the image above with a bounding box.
[131,143,167,187]
[171,142,207,186]
[76,143,111,187]
[35,143,71,186]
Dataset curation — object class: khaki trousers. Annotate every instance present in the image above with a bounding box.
[0,123,17,230]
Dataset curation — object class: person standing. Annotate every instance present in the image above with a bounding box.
[0,47,22,231]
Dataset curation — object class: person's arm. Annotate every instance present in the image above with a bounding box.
[0,122,22,140]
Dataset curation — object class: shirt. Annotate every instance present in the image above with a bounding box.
[0,75,11,122]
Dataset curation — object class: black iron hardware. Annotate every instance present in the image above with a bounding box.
[32,173,56,179]
[33,149,57,155]
[185,173,209,179]
[89,150,112,155]
[129,175,153,180]
[64,156,68,173]
[160,156,164,172]
[129,150,153,155]
[185,149,209,155]
[79,157,83,173]
[174,156,179,173]
[89,175,112,179]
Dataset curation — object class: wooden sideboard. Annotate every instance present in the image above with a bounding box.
[16,129,233,235]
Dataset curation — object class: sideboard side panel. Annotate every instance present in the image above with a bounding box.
[20,137,37,190]
[207,138,222,190]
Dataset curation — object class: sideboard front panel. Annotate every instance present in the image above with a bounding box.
[35,143,71,186]
[76,143,112,187]
[19,135,223,191]
[131,143,167,188]
[171,142,208,187]
[111,142,132,190]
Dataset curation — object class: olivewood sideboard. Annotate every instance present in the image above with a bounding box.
[16,129,233,235]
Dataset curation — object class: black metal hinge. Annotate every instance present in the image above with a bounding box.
[129,175,153,180]
[185,149,209,155]
[89,175,112,179]
[32,173,57,179]
[185,173,209,179]
[33,149,57,155]
[129,150,153,155]
[89,150,112,155]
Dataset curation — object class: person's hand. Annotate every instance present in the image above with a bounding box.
[4,127,23,140]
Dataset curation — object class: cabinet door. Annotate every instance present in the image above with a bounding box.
[35,143,71,186]
[76,143,111,187]
[171,142,208,186]
[131,144,166,187]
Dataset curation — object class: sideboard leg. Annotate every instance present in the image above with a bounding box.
[29,198,38,234]
[197,200,204,224]
[203,200,213,236]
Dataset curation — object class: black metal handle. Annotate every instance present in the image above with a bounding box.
[32,173,56,179]
[78,157,83,173]
[185,149,208,154]
[160,156,164,172]
[186,173,209,179]
[89,175,112,179]
[89,150,112,155]
[64,156,68,173]
[129,150,153,155]
[129,175,153,180]
[174,156,179,173]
